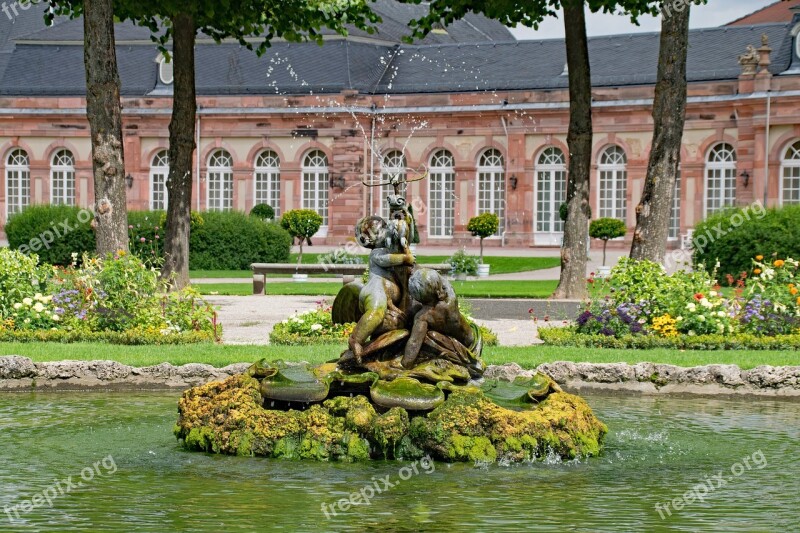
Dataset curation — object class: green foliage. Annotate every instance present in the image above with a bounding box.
[6,205,95,265]
[467,213,500,239]
[269,303,354,345]
[190,211,291,270]
[250,203,276,220]
[128,210,166,266]
[280,209,323,241]
[739,257,800,335]
[448,249,479,276]
[0,329,216,345]
[0,249,46,317]
[693,205,800,280]
[589,218,627,241]
[318,248,364,265]
[540,326,800,351]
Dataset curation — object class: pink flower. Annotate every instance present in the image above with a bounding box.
[140,237,146,243]
[155,235,160,240]
[129,225,134,229]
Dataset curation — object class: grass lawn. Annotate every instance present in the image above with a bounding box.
[189,255,560,279]
[195,280,560,297]
[1,342,794,370]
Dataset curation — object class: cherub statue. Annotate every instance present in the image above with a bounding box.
[738,45,759,75]
[402,269,483,377]
[348,216,415,362]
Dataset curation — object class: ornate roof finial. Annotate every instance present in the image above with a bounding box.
[762,33,770,48]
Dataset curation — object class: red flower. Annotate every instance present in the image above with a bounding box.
[694,293,704,301]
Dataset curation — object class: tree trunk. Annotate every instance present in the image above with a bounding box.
[161,13,197,289]
[553,1,592,300]
[479,238,484,263]
[630,4,691,262]
[602,239,608,267]
[83,0,128,255]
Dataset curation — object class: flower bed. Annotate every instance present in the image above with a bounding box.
[0,248,219,344]
[270,301,499,346]
[544,256,800,350]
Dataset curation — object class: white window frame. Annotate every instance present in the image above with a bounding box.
[149,150,169,211]
[159,54,174,85]
[669,169,681,241]
[534,147,567,240]
[254,150,281,217]
[379,150,406,219]
[206,149,234,212]
[780,140,800,206]
[598,145,628,221]
[5,149,30,220]
[428,149,455,238]
[476,148,505,237]
[704,143,737,218]
[302,150,329,236]
[50,149,76,206]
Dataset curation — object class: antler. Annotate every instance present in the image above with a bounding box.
[360,168,428,188]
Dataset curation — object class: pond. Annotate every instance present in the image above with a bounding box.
[0,391,797,531]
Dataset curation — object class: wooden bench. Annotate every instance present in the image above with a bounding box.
[251,263,452,294]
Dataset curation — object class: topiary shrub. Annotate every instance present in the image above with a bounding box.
[693,204,800,281]
[190,211,291,270]
[5,205,95,265]
[280,209,323,266]
[589,218,627,266]
[250,203,276,220]
[467,213,499,263]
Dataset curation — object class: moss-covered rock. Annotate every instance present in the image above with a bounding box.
[175,373,607,463]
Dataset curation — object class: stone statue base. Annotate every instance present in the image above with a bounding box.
[174,360,608,462]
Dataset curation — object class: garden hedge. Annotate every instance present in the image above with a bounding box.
[693,204,800,279]
[5,205,95,265]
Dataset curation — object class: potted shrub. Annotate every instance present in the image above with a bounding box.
[448,248,479,280]
[280,209,323,282]
[467,212,499,277]
[589,218,627,276]
[250,203,275,221]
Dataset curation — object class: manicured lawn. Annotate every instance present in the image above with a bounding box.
[189,255,560,279]
[195,280,560,297]
[2,342,793,370]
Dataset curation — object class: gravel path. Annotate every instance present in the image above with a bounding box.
[206,295,549,346]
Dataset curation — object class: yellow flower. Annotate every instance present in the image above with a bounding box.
[774,260,786,268]
[756,255,764,261]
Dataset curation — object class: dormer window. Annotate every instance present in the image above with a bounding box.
[158,54,174,85]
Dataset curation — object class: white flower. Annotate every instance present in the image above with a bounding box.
[676,316,683,322]
[717,311,726,318]
[24,318,31,324]
[310,324,323,332]
[22,298,33,306]
[697,315,706,322]
[13,303,22,310]
[52,314,60,321]
[700,298,713,309]
[709,291,718,297]
[33,303,45,313]
[688,330,696,336]
[687,303,696,312]
[34,293,43,300]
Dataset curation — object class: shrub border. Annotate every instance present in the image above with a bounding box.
[0,329,218,345]
[539,326,800,351]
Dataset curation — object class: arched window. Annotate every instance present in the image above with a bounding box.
[5,149,30,218]
[158,54,174,85]
[428,149,455,238]
[535,147,567,241]
[254,150,281,216]
[598,146,627,221]
[705,143,737,216]
[302,150,329,232]
[380,150,406,219]
[477,148,505,236]
[150,150,169,211]
[207,149,233,211]
[669,169,681,240]
[51,149,76,206]
[781,140,800,205]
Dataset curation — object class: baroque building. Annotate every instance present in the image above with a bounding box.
[2,1,800,248]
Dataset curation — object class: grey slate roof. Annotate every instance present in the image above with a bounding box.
[0,5,795,97]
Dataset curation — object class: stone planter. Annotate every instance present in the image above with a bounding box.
[597,265,612,278]
[477,263,490,278]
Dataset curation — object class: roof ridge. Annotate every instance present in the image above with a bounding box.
[726,0,790,26]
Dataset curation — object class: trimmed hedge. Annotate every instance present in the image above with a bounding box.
[539,326,800,351]
[693,205,800,279]
[189,211,291,270]
[0,328,217,345]
[6,205,95,265]
[269,322,499,347]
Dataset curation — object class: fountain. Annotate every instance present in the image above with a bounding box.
[175,174,607,462]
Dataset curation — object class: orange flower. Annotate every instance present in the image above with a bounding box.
[797,296,800,305]
[756,255,764,261]
[754,268,762,275]
[791,288,798,296]
[774,260,785,268]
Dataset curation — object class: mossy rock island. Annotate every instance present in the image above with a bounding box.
[174,360,607,463]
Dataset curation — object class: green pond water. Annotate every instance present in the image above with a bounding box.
[0,391,798,532]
